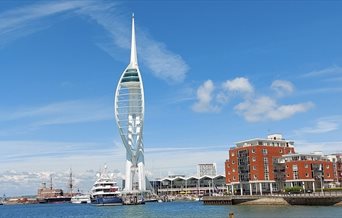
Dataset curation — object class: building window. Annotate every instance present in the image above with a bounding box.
[286,165,289,168]
[264,172,269,180]
[233,176,236,180]
[252,157,256,162]
[280,149,283,153]
[286,174,289,177]
[253,166,256,170]
[327,173,330,177]
[326,165,329,169]
[252,149,255,153]
[262,148,268,155]
[305,173,309,177]
[305,164,308,168]
[292,165,298,171]
[232,152,235,157]
[228,171,231,175]
[232,169,235,173]
[253,175,257,179]
[292,165,298,179]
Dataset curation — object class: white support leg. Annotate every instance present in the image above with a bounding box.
[125,160,133,191]
[249,183,252,196]
[259,183,263,195]
[138,162,146,191]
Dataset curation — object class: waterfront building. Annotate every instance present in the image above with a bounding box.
[225,134,338,195]
[114,14,146,192]
[327,153,342,186]
[336,154,342,186]
[225,134,295,195]
[197,163,217,177]
[155,174,226,196]
[276,153,334,191]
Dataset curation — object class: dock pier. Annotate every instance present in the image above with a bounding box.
[203,192,342,206]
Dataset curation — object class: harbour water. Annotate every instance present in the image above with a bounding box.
[1,201,342,218]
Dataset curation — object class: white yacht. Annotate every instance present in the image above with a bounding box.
[90,165,123,206]
[71,194,91,204]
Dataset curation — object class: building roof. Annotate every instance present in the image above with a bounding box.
[158,174,225,182]
[234,134,294,148]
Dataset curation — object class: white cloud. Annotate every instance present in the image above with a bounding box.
[295,116,342,134]
[145,145,227,177]
[0,139,227,196]
[0,1,90,47]
[0,0,189,83]
[294,140,342,154]
[76,2,189,83]
[271,80,294,97]
[192,80,220,112]
[0,139,126,196]
[299,121,338,134]
[235,96,314,122]
[300,87,342,95]
[139,40,189,83]
[303,65,342,78]
[222,77,254,93]
[0,168,114,197]
[192,77,312,121]
[0,98,113,136]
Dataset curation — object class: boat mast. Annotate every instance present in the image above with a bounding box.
[68,168,73,196]
[50,174,53,190]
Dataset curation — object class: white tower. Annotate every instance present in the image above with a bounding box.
[114,14,146,192]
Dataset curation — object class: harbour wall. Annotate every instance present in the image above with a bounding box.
[203,194,342,206]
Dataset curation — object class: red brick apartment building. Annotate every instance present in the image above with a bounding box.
[225,134,338,195]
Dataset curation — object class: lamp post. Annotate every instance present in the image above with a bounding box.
[319,164,324,194]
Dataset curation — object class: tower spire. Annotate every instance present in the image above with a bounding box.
[130,13,138,67]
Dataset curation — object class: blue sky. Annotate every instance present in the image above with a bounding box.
[1,0,342,196]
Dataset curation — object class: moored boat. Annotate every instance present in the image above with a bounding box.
[36,176,71,204]
[71,194,91,204]
[90,165,123,206]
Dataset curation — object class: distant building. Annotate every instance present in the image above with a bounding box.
[155,174,226,196]
[151,165,225,196]
[197,163,217,177]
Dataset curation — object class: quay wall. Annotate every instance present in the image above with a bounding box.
[203,195,342,206]
[283,196,342,206]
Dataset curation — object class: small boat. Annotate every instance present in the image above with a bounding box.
[122,192,145,205]
[71,194,91,204]
[90,165,123,206]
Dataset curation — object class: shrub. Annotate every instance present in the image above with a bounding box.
[285,186,302,193]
